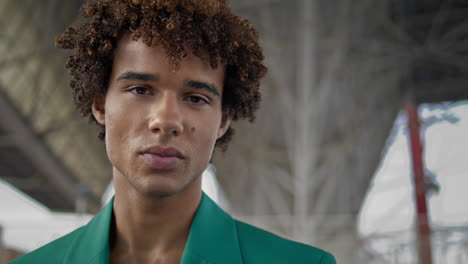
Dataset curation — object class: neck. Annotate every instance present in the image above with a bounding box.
[110,170,202,262]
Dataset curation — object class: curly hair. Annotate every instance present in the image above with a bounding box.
[55,0,267,150]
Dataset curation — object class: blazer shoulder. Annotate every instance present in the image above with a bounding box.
[9,226,86,264]
[235,220,336,264]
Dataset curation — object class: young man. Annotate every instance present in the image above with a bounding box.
[12,0,335,263]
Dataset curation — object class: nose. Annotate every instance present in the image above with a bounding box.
[147,93,184,137]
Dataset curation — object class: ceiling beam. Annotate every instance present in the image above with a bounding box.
[0,89,82,211]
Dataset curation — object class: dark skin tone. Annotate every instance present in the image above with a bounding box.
[92,34,231,264]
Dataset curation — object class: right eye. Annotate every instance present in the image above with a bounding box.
[128,86,152,95]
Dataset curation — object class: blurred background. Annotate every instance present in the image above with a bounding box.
[1,0,468,263]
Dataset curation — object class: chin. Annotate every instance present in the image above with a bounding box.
[133,180,181,198]
[141,188,181,198]
[134,174,200,199]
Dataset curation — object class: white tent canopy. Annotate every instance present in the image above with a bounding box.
[0,180,92,252]
[358,103,468,262]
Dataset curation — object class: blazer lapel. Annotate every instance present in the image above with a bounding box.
[62,198,113,264]
[181,193,243,264]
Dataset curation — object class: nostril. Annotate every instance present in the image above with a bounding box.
[148,119,183,136]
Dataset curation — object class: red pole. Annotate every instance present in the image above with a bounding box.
[405,103,433,264]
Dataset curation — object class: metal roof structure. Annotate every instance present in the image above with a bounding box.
[0,0,109,212]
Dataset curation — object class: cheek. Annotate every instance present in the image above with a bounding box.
[104,110,133,158]
[194,122,220,149]
[104,114,120,158]
[104,112,120,141]
[104,99,136,139]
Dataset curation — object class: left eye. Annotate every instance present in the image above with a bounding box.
[188,96,209,104]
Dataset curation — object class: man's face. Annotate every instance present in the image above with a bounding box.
[92,35,230,197]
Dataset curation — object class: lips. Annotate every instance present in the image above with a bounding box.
[140,146,185,170]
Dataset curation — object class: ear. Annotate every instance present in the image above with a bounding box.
[91,96,106,125]
[217,108,233,139]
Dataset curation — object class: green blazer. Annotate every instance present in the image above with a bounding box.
[11,193,335,264]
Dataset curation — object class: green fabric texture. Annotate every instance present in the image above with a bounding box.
[10,193,335,264]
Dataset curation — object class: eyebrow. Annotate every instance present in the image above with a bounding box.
[116,71,159,82]
[186,80,220,97]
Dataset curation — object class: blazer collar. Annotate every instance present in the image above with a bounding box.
[63,192,243,264]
